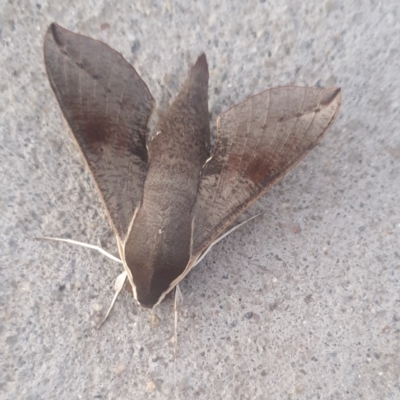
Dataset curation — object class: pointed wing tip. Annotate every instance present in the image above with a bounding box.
[48,22,59,30]
[330,87,342,113]
[319,87,342,119]
[332,87,342,101]
[196,53,208,67]
[188,53,209,82]
[334,87,342,108]
[325,87,342,105]
[44,22,67,49]
[43,23,66,72]
[46,22,59,38]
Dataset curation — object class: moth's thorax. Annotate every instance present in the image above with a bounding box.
[122,55,212,307]
[125,134,206,307]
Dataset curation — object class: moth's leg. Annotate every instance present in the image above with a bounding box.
[97,271,127,329]
[173,284,183,357]
[194,211,265,266]
[35,236,122,263]
[37,236,125,326]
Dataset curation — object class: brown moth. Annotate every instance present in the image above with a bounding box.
[43,23,341,312]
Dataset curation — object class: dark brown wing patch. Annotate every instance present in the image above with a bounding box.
[44,23,155,240]
[192,86,341,255]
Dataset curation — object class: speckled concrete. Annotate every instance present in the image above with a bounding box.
[1,1,399,399]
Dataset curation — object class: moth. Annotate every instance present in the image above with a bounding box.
[43,23,341,315]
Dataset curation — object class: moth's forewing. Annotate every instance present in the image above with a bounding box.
[44,23,155,240]
[192,87,341,255]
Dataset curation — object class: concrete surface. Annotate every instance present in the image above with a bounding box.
[1,1,399,399]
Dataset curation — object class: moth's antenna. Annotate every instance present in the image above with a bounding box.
[35,236,122,263]
[194,212,265,267]
[173,285,183,357]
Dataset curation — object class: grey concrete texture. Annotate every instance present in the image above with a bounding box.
[1,0,399,399]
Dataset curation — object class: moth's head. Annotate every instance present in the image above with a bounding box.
[124,238,182,308]
[128,264,179,309]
